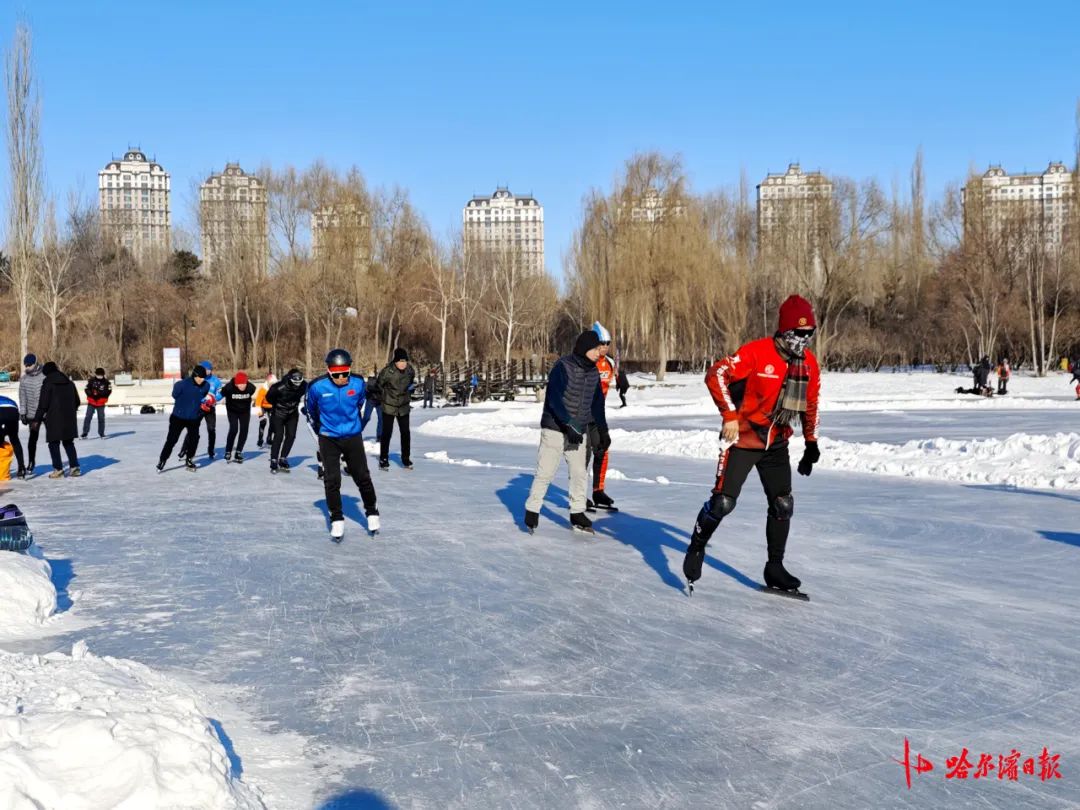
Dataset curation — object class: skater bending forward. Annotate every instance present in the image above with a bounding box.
[306,349,379,540]
[683,295,822,593]
[524,329,607,534]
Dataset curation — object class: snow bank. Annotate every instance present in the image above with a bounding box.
[0,642,265,810]
[0,551,58,643]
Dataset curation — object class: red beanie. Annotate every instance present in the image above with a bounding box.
[777,295,816,332]
[235,371,248,385]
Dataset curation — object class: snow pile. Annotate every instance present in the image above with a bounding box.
[0,642,265,810]
[0,551,58,643]
[825,432,1080,490]
[424,450,492,467]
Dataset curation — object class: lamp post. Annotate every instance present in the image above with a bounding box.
[182,314,195,371]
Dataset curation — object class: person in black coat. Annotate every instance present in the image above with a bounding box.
[422,369,436,409]
[220,371,256,462]
[82,367,112,438]
[33,361,81,478]
[266,368,308,472]
[616,366,630,408]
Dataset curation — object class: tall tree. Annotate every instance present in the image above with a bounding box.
[4,23,43,359]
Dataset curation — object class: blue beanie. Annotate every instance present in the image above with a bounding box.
[23,354,36,367]
[201,360,213,372]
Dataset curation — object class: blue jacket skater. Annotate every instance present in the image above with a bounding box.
[305,374,368,438]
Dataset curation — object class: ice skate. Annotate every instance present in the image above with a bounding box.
[48,469,65,479]
[524,510,539,534]
[330,520,345,542]
[760,561,809,601]
[591,489,618,511]
[69,467,81,477]
[570,512,594,534]
[367,513,380,537]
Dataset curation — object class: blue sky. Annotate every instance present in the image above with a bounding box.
[3,1,1079,280]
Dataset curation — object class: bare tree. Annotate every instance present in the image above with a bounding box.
[4,23,43,359]
[34,200,77,352]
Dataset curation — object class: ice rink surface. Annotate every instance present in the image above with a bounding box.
[3,371,1079,808]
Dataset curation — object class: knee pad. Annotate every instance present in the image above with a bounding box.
[694,494,736,542]
[768,493,794,520]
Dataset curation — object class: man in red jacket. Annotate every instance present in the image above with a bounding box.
[683,295,822,594]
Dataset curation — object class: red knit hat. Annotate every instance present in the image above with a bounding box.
[777,295,816,332]
[235,371,248,385]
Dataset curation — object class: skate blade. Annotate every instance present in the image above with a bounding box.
[758,585,810,602]
[570,526,595,535]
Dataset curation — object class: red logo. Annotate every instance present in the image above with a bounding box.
[347,389,356,396]
[764,364,775,375]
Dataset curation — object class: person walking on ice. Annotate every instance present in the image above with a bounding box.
[587,321,617,512]
[682,294,822,598]
[306,349,379,540]
[81,368,112,439]
[523,329,608,535]
[158,366,210,472]
[221,371,255,462]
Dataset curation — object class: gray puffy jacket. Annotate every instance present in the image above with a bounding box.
[18,365,44,420]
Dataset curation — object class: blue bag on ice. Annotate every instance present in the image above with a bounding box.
[0,503,34,552]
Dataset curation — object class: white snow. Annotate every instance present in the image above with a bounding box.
[0,368,1078,808]
[0,550,59,643]
[0,643,265,810]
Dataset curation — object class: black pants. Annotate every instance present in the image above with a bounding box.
[379,413,411,464]
[0,417,25,469]
[258,412,275,447]
[423,392,434,408]
[201,409,217,454]
[998,378,1008,394]
[226,410,251,453]
[270,411,298,461]
[702,443,793,562]
[320,433,378,521]
[618,391,627,407]
[160,415,200,463]
[82,404,106,437]
[26,420,41,468]
[48,439,79,470]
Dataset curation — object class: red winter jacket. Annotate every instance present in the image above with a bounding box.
[705,336,821,450]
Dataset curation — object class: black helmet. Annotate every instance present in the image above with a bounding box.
[325,348,352,369]
[286,368,304,386]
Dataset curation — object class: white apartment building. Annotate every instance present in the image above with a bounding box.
[199,163,268,277]
[98,149,171,261]
[963,162,1075,248]
[463,187,544,274]
[756,163,833,248]
[311,204,369,269]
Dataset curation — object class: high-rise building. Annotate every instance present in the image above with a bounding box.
[463,187,544,274]
[98,149,171,261]
[199,163,268,277]
[962,162,1075,249]
[756,163,833,254]
[311,204,369,270]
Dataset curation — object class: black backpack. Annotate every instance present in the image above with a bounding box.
[0,503,33,552]
[140,404,156,414]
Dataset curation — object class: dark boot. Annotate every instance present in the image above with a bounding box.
[570,512,594,534]
[524,510,539,533]
[683,536,707,583]
[763,560,801,591]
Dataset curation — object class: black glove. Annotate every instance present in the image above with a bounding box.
[21,416,28,426]
[797,440,820,476]
[564,421,584,446]
[597,426,612,453]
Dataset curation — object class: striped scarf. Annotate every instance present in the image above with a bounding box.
[770,337,810,427]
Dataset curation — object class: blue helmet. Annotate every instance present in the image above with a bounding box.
[592,322,611,343]
[201,360,213,372]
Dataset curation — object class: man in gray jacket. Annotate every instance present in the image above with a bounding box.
[18,353,45,476]
[524,330,607,534]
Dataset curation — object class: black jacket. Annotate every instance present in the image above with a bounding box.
[540,352,606,434]
[423,375,436,395]
[376,364,416,417]
[266,379,308,418]
[35,369,81,442]
[84,377,112,405]
[616,368,629,394]
[221,381,257,416]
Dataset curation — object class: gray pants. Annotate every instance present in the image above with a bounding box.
[526,428,589,514]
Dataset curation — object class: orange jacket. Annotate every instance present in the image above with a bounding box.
[596,356,614,396]
[254,385,271,410]
[705,336,820,450]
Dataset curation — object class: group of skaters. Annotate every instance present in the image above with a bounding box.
[0,355,114,480]
[525,297,821,595]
